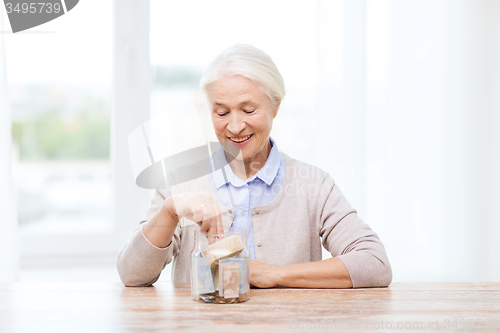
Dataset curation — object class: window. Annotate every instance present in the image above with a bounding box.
[4,0,114,257]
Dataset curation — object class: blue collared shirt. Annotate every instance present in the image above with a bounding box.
[209,137,286,260]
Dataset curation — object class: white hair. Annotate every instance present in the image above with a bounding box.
[200,44,286,106]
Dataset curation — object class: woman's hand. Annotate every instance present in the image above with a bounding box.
[250,258,353,289]
[166,192,223,235]
[143,192,223,248]
[249,260,280,288]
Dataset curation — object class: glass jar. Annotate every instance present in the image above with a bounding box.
[191,228,250,303]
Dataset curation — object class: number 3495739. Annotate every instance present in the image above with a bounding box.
[444,319,499,330]
[5,2,62,14]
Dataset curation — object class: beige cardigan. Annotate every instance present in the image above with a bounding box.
[116,154,392,288]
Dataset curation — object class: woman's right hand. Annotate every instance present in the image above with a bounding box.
[144,192,223,248]
[164,192,223,235]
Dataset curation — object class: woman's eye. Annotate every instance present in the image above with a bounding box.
[216,110,228,116]
[243,109,255,114]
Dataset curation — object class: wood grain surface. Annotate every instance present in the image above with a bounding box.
[0,282,499,332]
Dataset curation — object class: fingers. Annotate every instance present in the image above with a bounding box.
[208,195,223,238]
[202,196,222,244]
[198,203,212,233]
[248,260,277,289]
[185,193,223,237]
[170,192,224,240]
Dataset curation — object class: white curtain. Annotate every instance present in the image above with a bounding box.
[317,0,500,282]
[0,5,19,282]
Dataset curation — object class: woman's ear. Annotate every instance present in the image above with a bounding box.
[272,100,281,118]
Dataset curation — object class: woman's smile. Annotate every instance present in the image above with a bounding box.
[228,134,253,145]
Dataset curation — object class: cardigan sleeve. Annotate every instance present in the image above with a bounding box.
[319,175,392,288]
[116,189,181,287]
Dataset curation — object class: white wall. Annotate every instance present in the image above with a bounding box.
[363,0,500,282]
[315,0,367,216]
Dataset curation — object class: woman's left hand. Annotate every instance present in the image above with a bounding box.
[249,260,279,288]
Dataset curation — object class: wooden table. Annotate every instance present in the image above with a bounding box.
[0,282,499,332]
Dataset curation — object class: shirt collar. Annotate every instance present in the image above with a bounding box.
[252,137,281,186]
[211,137,281,188]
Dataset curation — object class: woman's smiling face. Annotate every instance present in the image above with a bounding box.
[208,75,279,165]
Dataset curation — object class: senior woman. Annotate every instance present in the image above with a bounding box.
[117,44,392,289]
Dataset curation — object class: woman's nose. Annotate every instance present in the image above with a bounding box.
[227,113,246,134]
